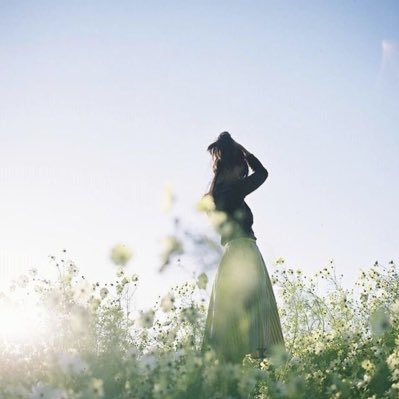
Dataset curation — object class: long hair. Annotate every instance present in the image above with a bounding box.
[204,131,249,197]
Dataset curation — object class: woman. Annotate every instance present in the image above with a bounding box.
[201,131,285,364]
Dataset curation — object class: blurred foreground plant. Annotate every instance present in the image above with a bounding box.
[0,188,398,398]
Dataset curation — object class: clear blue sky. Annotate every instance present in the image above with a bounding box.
[1,1,398,310]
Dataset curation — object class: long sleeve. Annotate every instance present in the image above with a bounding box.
[230,153,268,198]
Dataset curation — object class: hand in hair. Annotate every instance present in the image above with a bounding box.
[235,142,251,158]
[218,131,251,157]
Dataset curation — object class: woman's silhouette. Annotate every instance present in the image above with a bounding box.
[201,131,285,364]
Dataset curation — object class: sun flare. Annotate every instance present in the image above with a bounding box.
[0,302,49,346]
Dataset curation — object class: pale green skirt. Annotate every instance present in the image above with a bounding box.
[201,237,285,363]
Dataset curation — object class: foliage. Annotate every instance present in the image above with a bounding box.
[1,194,399,398]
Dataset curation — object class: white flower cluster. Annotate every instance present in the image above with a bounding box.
[57,351,89,376]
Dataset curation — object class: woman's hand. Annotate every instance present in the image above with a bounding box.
[235,142,251,157]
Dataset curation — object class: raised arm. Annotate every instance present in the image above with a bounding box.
[231,152,268,198]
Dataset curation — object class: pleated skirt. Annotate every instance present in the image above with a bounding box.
[201,237,285,364]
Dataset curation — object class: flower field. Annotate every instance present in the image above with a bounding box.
[1,200,398,398]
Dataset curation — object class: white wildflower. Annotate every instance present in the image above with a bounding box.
[274,257,285,265]
[49,389,69,399]
[121,277,129,286]
[126,346,140,359]
[160,236,183,269]
[99,287,109,299]
[89,297,101,311]
[197,272,208,290]
[73,280,93,303]
[57,351,89,375]
[161,236,183,257]
[110,244,133,267]
[370,307,390,337]
[391,299,399,314]
[62,273,73,285]
[196,194,215,213]
[46,290,62,308]
[208,210,227,227]
[314,341,325,355]
[270,344,289,367]
[141,352,157,371]
[361,359,375,373]
[69,303,91,333]
[29,268,38,277]
[17,274,29,288]
[88,378,104,398]
[169,348,185,362]
[387,349,399,371]
[160,292,175,312]
[67,262,79,275]
[137,309,155,328]
[28,383,66,399]
[161,182,175,213]
[116,266,124,277]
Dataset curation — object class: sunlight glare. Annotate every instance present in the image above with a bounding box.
[0,302,49,346]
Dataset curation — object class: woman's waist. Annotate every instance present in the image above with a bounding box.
[224,236,257,247]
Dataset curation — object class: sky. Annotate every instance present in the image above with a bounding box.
[0,1,398,312]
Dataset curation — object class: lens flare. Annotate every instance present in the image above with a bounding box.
[377,39,398,86]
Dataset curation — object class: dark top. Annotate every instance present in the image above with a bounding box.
[212,153,268,246]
